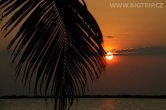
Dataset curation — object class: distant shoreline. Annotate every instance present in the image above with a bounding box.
[1,95,166,99]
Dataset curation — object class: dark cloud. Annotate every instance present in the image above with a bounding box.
[105,33,129,39]
[105,36,114,39]
[114,46,166,56]
[0,50,12,56]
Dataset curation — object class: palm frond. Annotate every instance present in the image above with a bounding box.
[0,0,106,110]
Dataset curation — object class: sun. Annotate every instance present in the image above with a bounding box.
[105,51,114,60]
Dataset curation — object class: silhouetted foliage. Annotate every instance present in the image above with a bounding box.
[0,0,106,110]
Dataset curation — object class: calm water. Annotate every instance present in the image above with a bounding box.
[1,98,166,110]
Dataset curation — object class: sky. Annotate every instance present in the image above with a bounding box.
[0,0,166,96]
[86,0,166,50]
[86,0,166,95]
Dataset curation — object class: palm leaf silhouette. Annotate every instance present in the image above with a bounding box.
[0,0,106,110]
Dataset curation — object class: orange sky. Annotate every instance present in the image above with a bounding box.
[0,0,166,96]
[85,0,166,51]
[0,0,166,51]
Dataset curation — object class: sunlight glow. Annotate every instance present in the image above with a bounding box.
[105,52,114,60]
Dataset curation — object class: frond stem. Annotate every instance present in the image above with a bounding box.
[52,1,68,81]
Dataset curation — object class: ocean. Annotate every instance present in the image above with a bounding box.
[1,98,166,110]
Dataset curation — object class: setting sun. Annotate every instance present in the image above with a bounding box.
[105,52,114,61]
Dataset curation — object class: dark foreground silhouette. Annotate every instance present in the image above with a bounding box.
[0,0,106,110]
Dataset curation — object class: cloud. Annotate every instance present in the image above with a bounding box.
[105,33,129,39]
[0,50,13,56]
[114,46,166,56]
[105,36,114,39]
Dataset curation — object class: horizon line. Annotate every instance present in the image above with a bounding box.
[1,95,166,99]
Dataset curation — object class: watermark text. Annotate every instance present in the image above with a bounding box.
[110,2,164,8]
